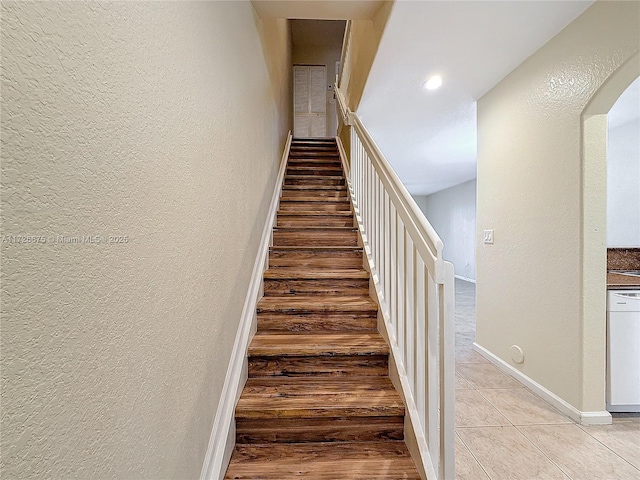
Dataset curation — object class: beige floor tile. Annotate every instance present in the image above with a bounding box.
[478,388,573,426]
[456,346,489,365]
[455,433,489,480]
[580,422,640,470]
[455,389,510,427]
[519,424,640,479]
[457,426,569,479]
[456,362,523,389]
[456,373,473,390]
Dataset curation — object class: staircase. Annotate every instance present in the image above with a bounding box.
[224,139,420,479]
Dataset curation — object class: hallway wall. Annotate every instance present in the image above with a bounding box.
[476,0,639,414]
[1,2,290,478]
[414,179,477,282]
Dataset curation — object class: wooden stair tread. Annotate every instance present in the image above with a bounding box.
[249,333,388,356]
[286,175,344,180]
[264,268,369,279]
[283,185,346,190]
[236,377,404,418]
[277,210,353,216]
[270,246,362,251]
[280,197,349,202]
[274,227,357,232]
[257,296,377,313]
[225,441,419,479]
[288,165,342,170]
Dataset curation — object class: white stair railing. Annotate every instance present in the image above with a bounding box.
[336,88,455,480]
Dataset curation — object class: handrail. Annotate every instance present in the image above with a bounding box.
[337,20,352,89]
[335,85,352,126]
[351,116,445,282]
[335,79,455,479]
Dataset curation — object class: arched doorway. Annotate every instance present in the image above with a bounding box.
[581,52,640,414]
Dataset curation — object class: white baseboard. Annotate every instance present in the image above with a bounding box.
[200,133,292,480]
[454,274,476,284]
[472,343,612,425]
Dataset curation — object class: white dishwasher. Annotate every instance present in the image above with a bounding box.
[607,290,640,412]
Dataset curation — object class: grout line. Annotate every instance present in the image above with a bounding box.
[455,430,493,480]
[576,423,640,472]
[471,388,514,427]
[514,425,573,479]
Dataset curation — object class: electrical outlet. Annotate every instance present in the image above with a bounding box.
[483,229,494,244]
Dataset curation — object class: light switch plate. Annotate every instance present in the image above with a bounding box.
[483,229,494,244]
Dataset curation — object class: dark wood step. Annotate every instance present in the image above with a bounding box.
[279,201,351,212]
[248,332,388,377]
[269,246,364,269]
[277,213,354,228]
[225,441,418,479]
[286,166,343,176]
[249,333,388,357]
[264,267,368,296]
[257,295,378,315]
[280,195,349,203]
[290,143,337,148]
[248,354,389,378]
[291,139,336,145]
[283,184,347,191]
[272,228,358,248]
[235,377,404,420]
[257,311,377,333]
[285,175,345,186]
[289,151,339,157]
[235,419,404,445]
[287,159,342,167]
[281,189,347,199]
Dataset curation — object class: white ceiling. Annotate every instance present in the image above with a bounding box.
[358,0,595,196]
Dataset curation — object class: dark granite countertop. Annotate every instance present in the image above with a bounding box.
[607,248,640,289]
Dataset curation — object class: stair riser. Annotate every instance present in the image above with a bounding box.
[235,416,404,444]
[289,152,339,158]
[281,190,347,199]
[285,177,345,186]
[287,160,342,168]
[286,168,343,176]
[269,251,363,269]
[272,232,358,247]
[289,151,339,157]
[257,313,377,333]
[277,216,354,228]
[279,202,351,212]
[236,404,404,420]
[248,355,388,377]
[279,197,349,203]
[264,278,369,296]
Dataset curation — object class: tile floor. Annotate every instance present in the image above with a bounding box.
[454,279,640,480]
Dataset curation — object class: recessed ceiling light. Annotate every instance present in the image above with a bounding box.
[423,75,443,90]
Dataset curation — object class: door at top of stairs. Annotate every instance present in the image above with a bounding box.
[294,65,327,138]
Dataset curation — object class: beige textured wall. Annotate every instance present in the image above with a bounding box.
[1,1,290,478]
[343,0,393,112]
[336,1,392,153]
[255,14,293,139]
[477,0,639,412]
